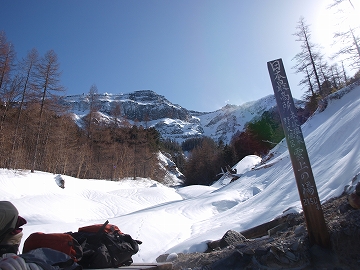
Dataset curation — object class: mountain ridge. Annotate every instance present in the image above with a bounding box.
[61,90,303,144]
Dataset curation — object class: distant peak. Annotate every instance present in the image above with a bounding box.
[134,90,156,94]
[223,104,238,109]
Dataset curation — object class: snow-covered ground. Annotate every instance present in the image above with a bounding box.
[1,84,359,263]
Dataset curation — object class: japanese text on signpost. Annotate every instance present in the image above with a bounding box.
[267,58,330,248]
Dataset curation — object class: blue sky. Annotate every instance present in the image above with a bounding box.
[0,0,354,111]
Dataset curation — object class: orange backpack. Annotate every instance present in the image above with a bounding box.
[23,232,83,262]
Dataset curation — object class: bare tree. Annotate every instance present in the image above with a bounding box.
[9,48,39,168]
[86,84,100,139]
[328,0,360,68]
[0,75,22,129]
[332,28,360,69]
[0,75,22,167]
[328,0,355,9]
[111,103,122,128]
[329,63,345,89]
[0,32,16,92]
[292,17,323,97]
[341,61,349,84]
[31,50,64,172]
[0,32,17,133]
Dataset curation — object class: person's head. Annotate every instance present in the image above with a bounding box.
[0,201,26,255]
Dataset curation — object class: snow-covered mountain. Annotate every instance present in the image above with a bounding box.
[61,90,301,144]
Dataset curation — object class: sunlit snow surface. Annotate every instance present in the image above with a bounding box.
[1,85,359,263]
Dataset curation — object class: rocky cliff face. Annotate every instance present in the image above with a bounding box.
[62,90,191,122]
[61,90,302,144]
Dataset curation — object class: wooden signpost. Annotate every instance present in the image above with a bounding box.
[267,58,330,248]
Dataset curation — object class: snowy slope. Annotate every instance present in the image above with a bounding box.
[197,95,278,143]
[0,84,359,263]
